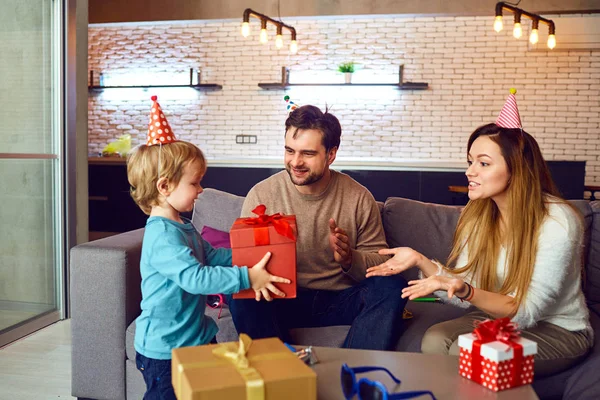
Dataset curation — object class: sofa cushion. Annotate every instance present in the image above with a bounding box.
[126,320,136,362]
[563,200,596,306]
[535,308,600,400]
[193,188,244,233]
[586,201,600,305]
[126,358,147,400]
[382,197,461,281]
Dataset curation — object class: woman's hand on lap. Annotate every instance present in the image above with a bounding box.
[401,275,466,300]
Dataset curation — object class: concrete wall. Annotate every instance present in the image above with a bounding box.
[88,14,600,186]
[89,0,600,23]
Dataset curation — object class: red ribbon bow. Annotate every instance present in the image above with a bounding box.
[473,317,521,344]
[240,205,296,245]
[470,318,524,388]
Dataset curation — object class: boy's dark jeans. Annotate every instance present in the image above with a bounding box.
[228,275,408,350]
[136,337,217,399]
[136,353,176,400]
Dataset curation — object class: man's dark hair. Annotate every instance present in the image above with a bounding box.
[284,105,341,152]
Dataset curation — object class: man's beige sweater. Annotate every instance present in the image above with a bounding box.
[241,170,389,291]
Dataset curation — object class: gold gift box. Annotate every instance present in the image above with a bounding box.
[172,335,317,400]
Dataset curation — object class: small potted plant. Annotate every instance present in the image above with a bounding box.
[338,62,355,84]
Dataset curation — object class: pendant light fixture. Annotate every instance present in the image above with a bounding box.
[241,8,298,54]
[494,2,556,49]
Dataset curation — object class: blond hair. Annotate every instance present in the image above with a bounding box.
[127,141,206,215]
[446,123,579,308]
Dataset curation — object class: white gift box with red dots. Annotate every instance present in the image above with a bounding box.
[458,333,538,392]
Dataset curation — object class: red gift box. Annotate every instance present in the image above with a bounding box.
[230,205,297,299]
[458,318,538,392]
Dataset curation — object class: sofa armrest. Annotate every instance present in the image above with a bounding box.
[70,229,144,400]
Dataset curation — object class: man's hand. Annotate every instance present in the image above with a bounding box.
[329,218,352,267]
[366,247,423,278]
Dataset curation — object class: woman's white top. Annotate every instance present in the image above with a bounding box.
[429,201,591,333]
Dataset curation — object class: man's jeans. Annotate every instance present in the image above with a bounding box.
[228,275,408,350]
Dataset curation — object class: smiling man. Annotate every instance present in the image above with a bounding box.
[227,105,408,350]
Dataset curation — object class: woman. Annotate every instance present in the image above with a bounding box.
[366,94,592,376]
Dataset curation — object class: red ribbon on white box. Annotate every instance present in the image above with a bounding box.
[471,318,523,387]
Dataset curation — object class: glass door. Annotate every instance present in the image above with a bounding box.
[0,0,64,346]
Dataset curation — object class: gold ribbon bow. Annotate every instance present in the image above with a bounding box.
[212,334,265,400]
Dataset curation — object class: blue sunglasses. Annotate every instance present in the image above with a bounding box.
[341,363,437,400]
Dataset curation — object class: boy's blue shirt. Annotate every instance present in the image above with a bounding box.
[134,216,250,360]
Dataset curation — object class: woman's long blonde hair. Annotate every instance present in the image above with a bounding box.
[447,123,563,307]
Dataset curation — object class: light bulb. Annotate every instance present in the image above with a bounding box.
[289,40,298,54]
[275,34,283,49]
[241,22,250,37]
[547,34,556,49]
[494,16,503,32]
[513,22,522,39]
[529,28,539,44]
[259,28,268,43]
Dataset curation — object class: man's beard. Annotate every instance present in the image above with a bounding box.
[285,164,325,186]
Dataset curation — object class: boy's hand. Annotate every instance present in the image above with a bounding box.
[247,252,291,302]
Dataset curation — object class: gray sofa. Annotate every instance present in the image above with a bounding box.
[71,188,600,400]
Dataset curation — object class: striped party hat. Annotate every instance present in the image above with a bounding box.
[146,95,177,146]
[495,88,522,129]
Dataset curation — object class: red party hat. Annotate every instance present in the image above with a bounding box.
[495,88,522,129]
[146,95,177,146]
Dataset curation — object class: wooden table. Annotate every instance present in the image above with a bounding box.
[310,347,538,400]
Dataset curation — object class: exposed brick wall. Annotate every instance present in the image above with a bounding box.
[88,15,600,185]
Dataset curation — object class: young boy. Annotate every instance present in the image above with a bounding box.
[127,96,290,399]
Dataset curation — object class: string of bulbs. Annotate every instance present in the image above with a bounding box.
[240,8,298,54]
[494,1,556,49]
